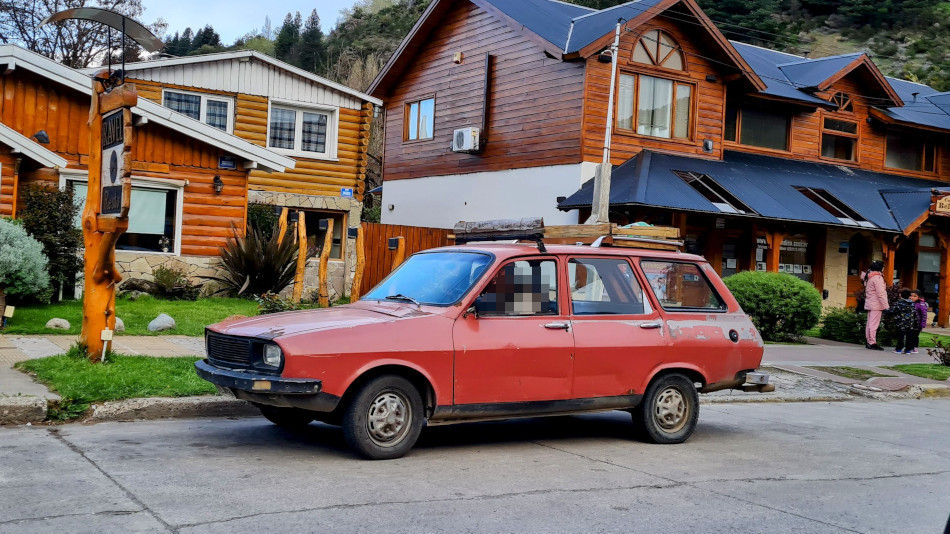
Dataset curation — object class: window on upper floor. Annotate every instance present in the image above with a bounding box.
[618,74,692,139]
[404,97,434,141]
[163,90,234,133]
[267,103,337,158]
[885,132,936,173]
[632,30,685,71]
[821,116,859,161]
[724,105,790,151]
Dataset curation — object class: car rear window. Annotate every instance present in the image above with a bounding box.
[568,257,651,315]
[639,260,726,311]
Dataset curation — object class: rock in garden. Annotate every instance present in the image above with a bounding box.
[148,313,176,332]
[125,290,147,301]
[45,318,70,330]
[114,317,125,333]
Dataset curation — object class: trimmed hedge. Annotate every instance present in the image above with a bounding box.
[723,271,822,342]
[819,307,866,344]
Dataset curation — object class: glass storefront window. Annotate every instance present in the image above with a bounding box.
[755,234,813,282]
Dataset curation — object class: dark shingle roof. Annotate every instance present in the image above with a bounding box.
[777,53,863,88]
[881,78,950,131]
[479,0,592,51]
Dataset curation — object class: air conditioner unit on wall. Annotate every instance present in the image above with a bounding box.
[452,127,480,153]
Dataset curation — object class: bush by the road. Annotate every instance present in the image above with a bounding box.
[724,271,822,342]
[819,307,866,344]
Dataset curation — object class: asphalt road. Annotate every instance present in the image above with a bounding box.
[2,399,949,533]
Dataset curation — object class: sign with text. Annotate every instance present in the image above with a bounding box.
[341,187,353,198]
[100,110,125,216]
[933,195,950,216]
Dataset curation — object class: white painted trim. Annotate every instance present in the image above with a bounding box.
[60,170,185,256]
[265,100,339,160]
[160,88,235,134]
[0,122,68,168]
[87,50,382,106]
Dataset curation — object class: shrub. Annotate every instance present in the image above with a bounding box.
[723,271,822,342]
[205,223,312,297]
[255,292,300,314]
[246,203,279,236]
[928,338,950,367]
[0,218,50,312]
[17,185,82,300]
[152,265,200,301]
[819,307,866,344]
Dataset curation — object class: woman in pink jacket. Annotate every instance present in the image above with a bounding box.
[863,260,889,350]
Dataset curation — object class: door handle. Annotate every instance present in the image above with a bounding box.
[639,322,662,329]
[543,322,571,330]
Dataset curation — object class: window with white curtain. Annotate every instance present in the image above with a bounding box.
[617,74,692,140]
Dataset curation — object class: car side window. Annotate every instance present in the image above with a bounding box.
[569,258,652,315]
[640,260,726,311]
[478,259,558,316]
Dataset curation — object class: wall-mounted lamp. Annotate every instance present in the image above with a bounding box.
[597,49,613,63]
[288,210,299,224]
[388,204,395,211]
[453,52,463,64]
[347,227,359,239]
[212,175,224,194]
[318,218,329,232]
[702,139,714,153]
[31,130,50,144]
[705,74,717,83]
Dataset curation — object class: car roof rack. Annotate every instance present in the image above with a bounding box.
[451,218,683,252]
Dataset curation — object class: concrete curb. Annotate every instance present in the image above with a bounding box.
[88,396,258,423]
[0,395,47,425]
[849,383,950,400]
[702,394,853,404]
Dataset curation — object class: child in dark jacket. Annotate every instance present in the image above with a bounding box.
[909,290,928,354]
[892,289,919,354]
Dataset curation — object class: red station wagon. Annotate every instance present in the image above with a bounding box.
[197,241,769,459]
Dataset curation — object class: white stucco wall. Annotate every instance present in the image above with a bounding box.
[380,163,597,229]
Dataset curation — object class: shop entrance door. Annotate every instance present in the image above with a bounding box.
[846,234,871,308]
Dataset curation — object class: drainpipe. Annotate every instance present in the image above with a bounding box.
[586,19,622,225]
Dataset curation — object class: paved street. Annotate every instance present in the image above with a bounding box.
[2,399,949,533]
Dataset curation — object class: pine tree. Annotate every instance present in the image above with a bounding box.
[274,12,303,66]
[298,10,325,72]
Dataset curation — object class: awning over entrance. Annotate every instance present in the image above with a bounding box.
[558,150,943,233]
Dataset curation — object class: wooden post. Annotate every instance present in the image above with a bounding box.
[764,231,785,273]
[880,237,896,287]
[79,73,136,362]
[276,207,289,245]
[939,234,950,327]
[291,212,307,303]
[318,218,334,307]
[390,236,406,271]
[350,226,365,303]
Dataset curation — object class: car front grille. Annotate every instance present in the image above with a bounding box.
[206,333,253,368]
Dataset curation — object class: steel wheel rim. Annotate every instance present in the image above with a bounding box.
[653,386,689,433]
[367,389,412,447]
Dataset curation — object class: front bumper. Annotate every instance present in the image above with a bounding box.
[195,360,340,412]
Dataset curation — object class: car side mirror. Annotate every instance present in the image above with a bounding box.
[465,295,486,318]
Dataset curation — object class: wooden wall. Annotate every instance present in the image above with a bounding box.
[131,77,374,199]
[380,1,587,181]
[0,69,250,256]
[0,146,15,217]
[583,22,728,164]
[357,222,453,296]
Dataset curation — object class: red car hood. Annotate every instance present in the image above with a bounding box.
[207,301,441,339]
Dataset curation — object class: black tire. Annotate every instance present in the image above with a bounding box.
[632,373,699,444]
[258,405,315,429]
[343,375,424,460]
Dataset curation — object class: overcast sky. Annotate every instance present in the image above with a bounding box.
[142,0,360,43]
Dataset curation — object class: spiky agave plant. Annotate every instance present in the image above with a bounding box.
[206,223,313,297]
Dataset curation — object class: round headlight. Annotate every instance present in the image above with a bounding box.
[263,344,283,367]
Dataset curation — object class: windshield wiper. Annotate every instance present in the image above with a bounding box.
[384,294,421,306]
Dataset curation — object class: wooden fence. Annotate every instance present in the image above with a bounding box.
[357,222,453,296]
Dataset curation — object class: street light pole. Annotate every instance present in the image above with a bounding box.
[586,19,623,225]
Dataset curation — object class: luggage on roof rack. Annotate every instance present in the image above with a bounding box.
[450,218,682,251]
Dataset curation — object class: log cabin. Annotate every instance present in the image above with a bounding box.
[97,51,381,297]
[0,45,294,294]
[369,0,950,325]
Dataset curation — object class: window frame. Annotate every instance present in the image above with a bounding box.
[884,131,938,175]
[567,256,653,316]
[475,256,562,317]
[630,29,687,73]
[59,169,185,256]
[403,96,436,142]
[161,88,235,133]
[298,208,347,261]
[672,170,756,215]
[638,259,728,313]
[616,71,695,142]
[265,99,339,160]
[723,104,791,153]
[793,185,875,228]
[819,111,860,163]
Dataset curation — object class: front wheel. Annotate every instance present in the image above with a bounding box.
[633,373,699,444]
[343,375,424,460]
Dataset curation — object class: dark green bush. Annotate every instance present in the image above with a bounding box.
[205,223,311,297]
[819,307,866,344]
[18,185,82,300]
[152,265,200,301]
[246,203,279,236]
[723,271,822,342]
[255,292,300,314]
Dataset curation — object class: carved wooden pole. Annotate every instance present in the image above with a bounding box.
[79,72,136,361]
[276,207,289,246]
[318,218,334,307]
[390,236,406,271]
[292,212,307,303]
[350,226,365,303]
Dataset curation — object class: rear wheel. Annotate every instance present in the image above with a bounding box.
[633,373,699,444]
[258,405,315,429]
[343,375,424,460]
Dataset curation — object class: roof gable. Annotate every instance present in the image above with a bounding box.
[778,52,902,106]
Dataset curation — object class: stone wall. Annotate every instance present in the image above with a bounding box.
[115,252,221,285]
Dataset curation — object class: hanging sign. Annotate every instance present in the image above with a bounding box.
[100,110,125,216]
[932,194,950,216]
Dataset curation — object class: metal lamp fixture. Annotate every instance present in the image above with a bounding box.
[31,130,51,144]
[212,175,224,194]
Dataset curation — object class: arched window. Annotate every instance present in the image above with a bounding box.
[632,30,684,71]
[831,92,854,112]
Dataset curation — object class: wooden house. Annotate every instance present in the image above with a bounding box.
[0,45,293,287]
[369,0,950,324]
[107,51,381,296]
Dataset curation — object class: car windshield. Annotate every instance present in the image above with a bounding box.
[362,252,493,306]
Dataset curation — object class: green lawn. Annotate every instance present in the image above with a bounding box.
[2,296,259,336]
[808,366,895,381]
[883,364,950,381]
[15,350,217,419]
